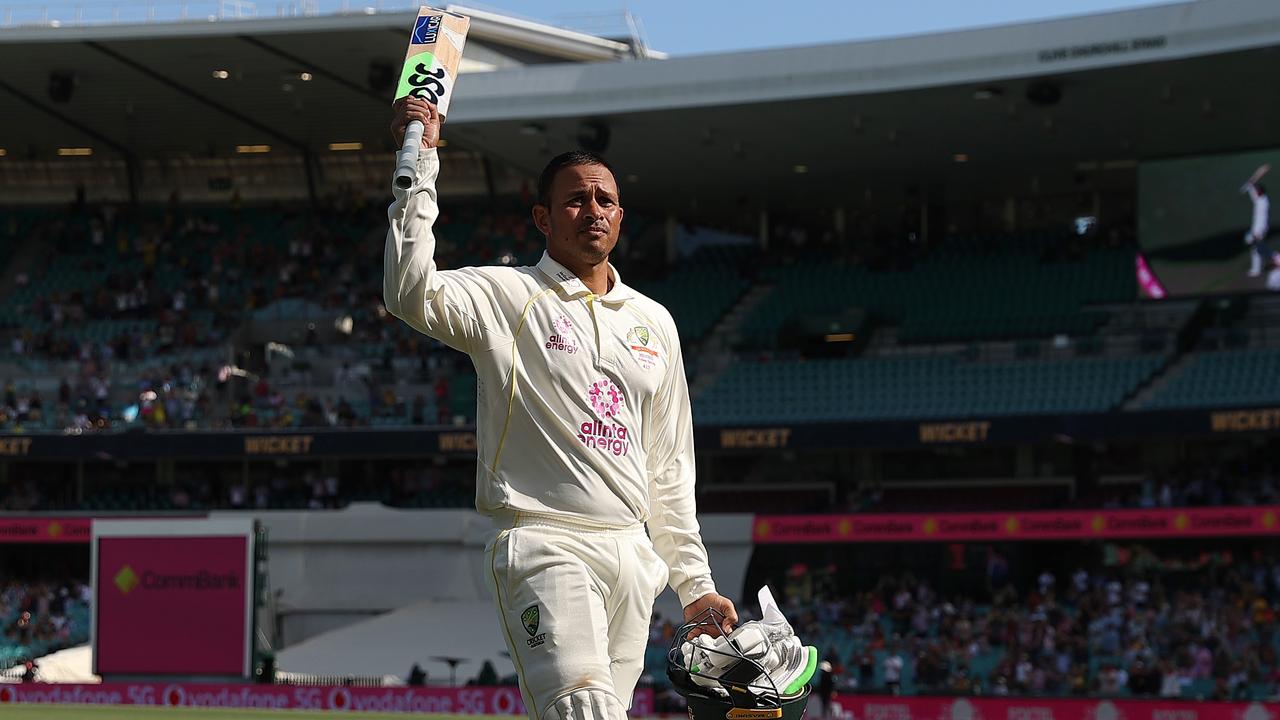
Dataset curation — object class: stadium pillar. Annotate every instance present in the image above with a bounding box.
[124,155,139,207]
[834,206,846,240]
[303,150,319,207]
[482,156,498,200]
[1072,445,1097,503]
[1002,197,1017,233]
[1015,446,1034,478]
[758,209,769,250]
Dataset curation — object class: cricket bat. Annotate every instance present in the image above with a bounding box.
[394,7,470,190]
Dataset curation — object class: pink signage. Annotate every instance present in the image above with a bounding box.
[0,518,91,544]
[754,506,1280,544]
[94,535,250,676]
[0,682,654,715]
[1135,253,1167,300]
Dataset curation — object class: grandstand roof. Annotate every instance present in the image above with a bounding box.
[1,0,1277,207]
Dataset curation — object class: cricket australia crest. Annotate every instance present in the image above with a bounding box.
[626,326,659,370]
[522,605,546,648]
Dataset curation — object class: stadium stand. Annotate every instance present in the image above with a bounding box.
[737,238,1135,350]
[632,245,752,343]
[23,198,1280,435]
[1141,348,1280,410]
[696,353,1165,424]
[646,553,1280,701]
[0,580,90,672]
[3,200,1279,531]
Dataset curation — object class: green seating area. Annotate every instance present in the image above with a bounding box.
[633,246,749,343]
[1142,347,1280,410]
[0,207,375,353]
[696,354,1165,424]
[739,245,1133,349]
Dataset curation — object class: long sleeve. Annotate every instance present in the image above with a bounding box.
[645,327,716,608]
[384,149,512,353]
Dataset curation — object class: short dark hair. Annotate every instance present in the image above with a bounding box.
[536,150,614,207]
[1256,183,1267,197]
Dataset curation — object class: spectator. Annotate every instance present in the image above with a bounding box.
[883,643,903,695]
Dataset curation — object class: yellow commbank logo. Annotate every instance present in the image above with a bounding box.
[114,565,140,595]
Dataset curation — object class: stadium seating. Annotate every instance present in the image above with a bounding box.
[643,561,1280,700]
[696,353,1165,424]
[738,243,1133,349]
[632,246,750,343]
[0,583,89,671]
[1140,347,1280,410]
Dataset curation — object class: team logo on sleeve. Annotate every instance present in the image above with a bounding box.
[522,605,546,648]
[626,326,660,370]
[545,315,579,355]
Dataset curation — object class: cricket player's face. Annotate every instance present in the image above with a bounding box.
[536,164,624,268]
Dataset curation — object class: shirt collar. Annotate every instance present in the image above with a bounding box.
[536,251,634,304]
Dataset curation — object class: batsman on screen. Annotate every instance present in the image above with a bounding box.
[384,97,737,720]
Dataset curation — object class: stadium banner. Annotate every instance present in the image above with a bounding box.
[0,682,654,714]
[91,519,254,678]
[0,517,90,543]
[0,404,1272,461]
[827,695,1274,720]
[753,506,1280,544]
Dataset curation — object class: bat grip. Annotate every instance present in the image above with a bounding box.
[394,119,425,190]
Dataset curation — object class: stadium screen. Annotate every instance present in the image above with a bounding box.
[1138,147,1277,297]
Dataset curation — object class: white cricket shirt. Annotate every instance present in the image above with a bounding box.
[383,150,715,607]
[1249,184,1270,238]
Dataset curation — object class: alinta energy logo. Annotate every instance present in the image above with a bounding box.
[579,379,630,457]
[112,564,239,595]
[545,314,579,355]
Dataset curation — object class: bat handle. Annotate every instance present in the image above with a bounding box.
[394,119,425,190]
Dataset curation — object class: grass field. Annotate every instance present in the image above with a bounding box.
[4,707,510,720]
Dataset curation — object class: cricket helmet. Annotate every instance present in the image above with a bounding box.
[667,607,814,720]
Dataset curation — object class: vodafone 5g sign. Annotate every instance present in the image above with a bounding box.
[92,519,255,678]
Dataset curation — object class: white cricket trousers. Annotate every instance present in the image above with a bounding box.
[485,511,670,720]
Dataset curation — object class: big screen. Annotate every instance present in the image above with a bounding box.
[1138,148,1276,296]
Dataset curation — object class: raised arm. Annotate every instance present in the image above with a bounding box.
[1243,164,1271,196]
[384,98,511,353]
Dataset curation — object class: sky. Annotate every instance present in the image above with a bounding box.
[11,0,1184,55]
[502,0,1183,56]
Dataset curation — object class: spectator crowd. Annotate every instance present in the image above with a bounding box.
[646,548,1280,702]
[0,578,90,673]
